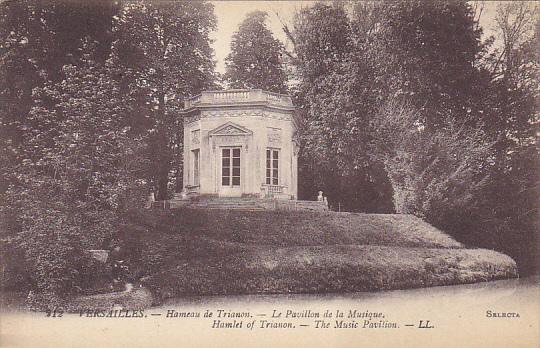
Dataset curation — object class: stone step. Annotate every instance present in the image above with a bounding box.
[190,201,264,204]
[194,201,265,204]
[199,207,266,211]
[158,198,328,211]
[202,203,264,206]
[199,204,265,207]
[186,205,266,210]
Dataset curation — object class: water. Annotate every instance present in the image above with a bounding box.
[2,277,539,348]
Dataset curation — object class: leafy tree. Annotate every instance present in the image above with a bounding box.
[224,11,287,93]
[286,3,393,211]
[0,0,118,194]
[0,1,123,304]
[365,1,487,130]
[1,1,220,304]
[287,3,351,87]
[283,2,371,208]
[485,2,539,150]
[112,0,217,199]
[286,1,492,203]
[471,3,540,274]
[300,58,393,212]
[357,1,539,274]
[8,41,147,307]
[490,2,538,81]
[371,99,493,226]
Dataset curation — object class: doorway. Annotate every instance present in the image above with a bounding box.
[219,147,242,197]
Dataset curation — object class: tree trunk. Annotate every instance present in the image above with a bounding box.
[155,85,170,200]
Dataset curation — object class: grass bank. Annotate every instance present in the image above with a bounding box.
[120,209,517,302]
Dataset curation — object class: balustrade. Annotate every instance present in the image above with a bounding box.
[184,90,293,109]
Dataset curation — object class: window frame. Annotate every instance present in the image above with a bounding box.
[192,149,200,186]
[221,147,241,187]
[266,148,280,185]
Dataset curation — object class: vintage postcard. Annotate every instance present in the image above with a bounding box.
[1,1,538,347]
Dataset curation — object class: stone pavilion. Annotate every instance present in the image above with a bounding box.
[180,89,298,199]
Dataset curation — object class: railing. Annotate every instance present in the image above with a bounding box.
[185,95,201,108]
[212,90,249,101]
[184,90,293,109]
[267,184,283,194]
[265,91,291,106]
[185,185,200,194]
[261,184,287,198]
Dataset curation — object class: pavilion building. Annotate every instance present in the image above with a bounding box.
[180,89,298,200]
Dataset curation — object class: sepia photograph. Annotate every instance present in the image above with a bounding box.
[0,1,538,347]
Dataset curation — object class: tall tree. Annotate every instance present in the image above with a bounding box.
[224,11,287,93]
[287,3,351,88]
[11,41,146,308]
[0,0,119,194]
[286,2,393,211]
[471,2,540,274]
[371,98,493,228]
[1,0,219,304]
[285,0,539,273]
[360,1,540,275]
[365,1,487,130]
[287,1,493,208]
[112,0,217,199]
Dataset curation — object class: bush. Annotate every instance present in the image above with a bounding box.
[0,239,33,291]
[12,199,117,310]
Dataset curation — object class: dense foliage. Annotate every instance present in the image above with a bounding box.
[112,1,217,199]
[224,11,288,93]
[0,0,217,308]
[287,1,539,273]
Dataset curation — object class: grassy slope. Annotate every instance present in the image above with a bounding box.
[125,209,517,300]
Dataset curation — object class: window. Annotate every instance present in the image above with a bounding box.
[222,148,240,186]
[266,149,279,185]
[192,149,200,186]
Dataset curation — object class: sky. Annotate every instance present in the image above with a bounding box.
[209,1,504,74]
[210,1,315,73]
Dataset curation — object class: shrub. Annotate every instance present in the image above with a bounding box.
[0,239,33,291]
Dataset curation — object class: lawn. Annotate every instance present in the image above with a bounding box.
[121,208,517,302]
